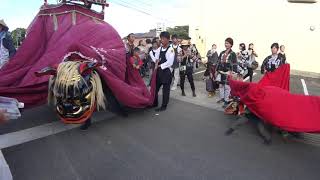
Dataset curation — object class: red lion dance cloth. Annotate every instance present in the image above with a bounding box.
[229,64,320,133]
[0,3,156,111]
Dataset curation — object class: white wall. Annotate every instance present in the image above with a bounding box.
[189,0,320,73]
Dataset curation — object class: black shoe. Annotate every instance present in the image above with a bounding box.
[192,91,196,97]
[182,91,186,96]
[119,111,128,118]
[151,103,158,108]
[222,101,230,108]
[80,119,92,130]
[217,99,224,104]
[155,106,167,112]
[225,128,234,136]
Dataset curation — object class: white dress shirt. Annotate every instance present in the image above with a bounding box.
[149,49,158,63]
[171,44,182,54]
[154,46,175,70]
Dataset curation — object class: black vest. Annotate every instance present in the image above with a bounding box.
[157,46,172,84]
[159,47,170,66]
[151,50,156,57]
[172,45,179,68]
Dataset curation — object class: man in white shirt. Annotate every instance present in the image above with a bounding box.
[170,34,182,91]
[152,31,175,112]
[148,40,159,84]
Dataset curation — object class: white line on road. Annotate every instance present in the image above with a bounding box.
[193,70,206,75]
[243,73,257,82]
[0,150,12,180]
[301,79,309,95]
[0,122,80,149]
[0,112,115,149]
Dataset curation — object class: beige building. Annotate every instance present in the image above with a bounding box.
[189,0,320,75]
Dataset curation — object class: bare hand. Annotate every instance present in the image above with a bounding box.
[155,60,160,69]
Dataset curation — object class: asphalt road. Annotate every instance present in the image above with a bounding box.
[1,66,319,180]
[2,98,320,180]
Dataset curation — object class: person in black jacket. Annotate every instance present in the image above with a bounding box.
[0,19,16,68]
[205,44,219,97]
[216,37,237,108]
[261,43,285,74]
[179,40,196,97]
[243,43,258,82]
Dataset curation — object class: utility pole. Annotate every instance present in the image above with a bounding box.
[156,22,166,37]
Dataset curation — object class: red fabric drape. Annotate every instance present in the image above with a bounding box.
[0,4,156,108]
[229,64,320,133]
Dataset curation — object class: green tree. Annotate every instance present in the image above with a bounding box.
[11,28,26,48]
[167,25,189,39]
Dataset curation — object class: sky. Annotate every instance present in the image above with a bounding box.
[0,0,191,37]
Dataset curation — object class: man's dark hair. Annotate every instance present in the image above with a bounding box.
[146,39,152,44]
[138,40,144,46]
[248,43,254,50]
[225,37,234,46]
[160,31,170,39]
[240,43,246,51]
[127,33,134,39]
[172,34,178,39]
[271,43,279,49]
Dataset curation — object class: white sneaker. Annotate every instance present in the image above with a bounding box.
[171,87,177,91]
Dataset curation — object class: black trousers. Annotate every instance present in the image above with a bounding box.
[244,67,253,82]
[153,69,172,108]
[180,72,195,91]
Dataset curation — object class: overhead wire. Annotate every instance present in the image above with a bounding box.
[109,0,175,23]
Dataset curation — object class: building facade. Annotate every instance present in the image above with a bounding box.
[189,0,320,75]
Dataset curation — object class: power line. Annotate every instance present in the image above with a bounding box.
[115,0,151,13]
[125,0,152,7]
[110,0,153,16]
[109,0,173,23]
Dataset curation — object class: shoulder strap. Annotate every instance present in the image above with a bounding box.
[164,47,170,53]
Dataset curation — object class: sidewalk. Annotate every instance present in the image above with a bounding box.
[169,80,224,112]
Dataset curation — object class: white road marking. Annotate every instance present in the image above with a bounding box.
[0,150,12,180]
[243,73,257,82]
[193,70,206,75]
[301,79,309,95]
[0,122,79,149]
[0,112,116,150]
